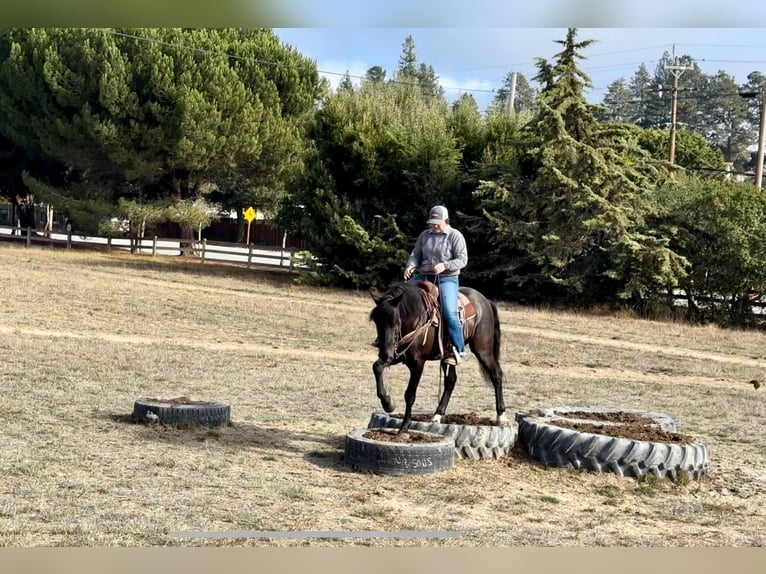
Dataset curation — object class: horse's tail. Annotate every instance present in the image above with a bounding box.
[477,297,503,388]
[490,299,502,366]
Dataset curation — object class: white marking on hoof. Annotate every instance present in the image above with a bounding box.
[431,414,442,424]
[496,413,509,426]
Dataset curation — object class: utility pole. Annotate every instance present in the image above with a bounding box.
[739,87,766,190]
[665,55,692,164]
[507,71,518,116]
[756,91,766,189]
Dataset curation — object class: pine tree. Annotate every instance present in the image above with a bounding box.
[365,66,386,83]
[338,71,354,93]
[600,78,634,122]
[0,28,321,233]
[628,64,655,127]
[397,35,418,80]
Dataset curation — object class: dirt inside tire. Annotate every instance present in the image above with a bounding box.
[547,418,695,444]
[391,412,496,426]
[533,409,696,444]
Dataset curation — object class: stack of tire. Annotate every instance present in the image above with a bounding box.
[344,411,519,475]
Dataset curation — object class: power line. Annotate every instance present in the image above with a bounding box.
[92,29,766,104]
[677,43,766,49]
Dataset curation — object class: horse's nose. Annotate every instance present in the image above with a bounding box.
[379,346,395,364]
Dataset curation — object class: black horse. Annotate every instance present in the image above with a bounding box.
[369,280,508,432]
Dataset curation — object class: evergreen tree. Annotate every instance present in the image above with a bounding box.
[695,71,754,166]
[338,70,354,93]
[365,65,386,83]
[416,62,444,99]
[475,28,685,305]
[393,35,444,101]
[278,81,462,287]
[600,78,634,122]
[628,64,655,127]
[397,35,418,80]
[0,28,321,233]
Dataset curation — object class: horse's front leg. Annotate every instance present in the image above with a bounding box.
[372,359,395,413]
[431,363,458,423]
[399,360,425,433]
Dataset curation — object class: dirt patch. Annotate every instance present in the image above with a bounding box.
[543,411,696,445]
[363,429,445,443]
[392,412,497,425]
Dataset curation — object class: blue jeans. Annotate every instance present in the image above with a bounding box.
[411,274,465,354]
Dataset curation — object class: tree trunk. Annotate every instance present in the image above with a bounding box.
[236,206,245,243]
[12,194,35,232]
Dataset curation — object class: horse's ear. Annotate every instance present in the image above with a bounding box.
[388,292,404,307]
[369,287,384,304]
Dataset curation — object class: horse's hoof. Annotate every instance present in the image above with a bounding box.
[431,414,442,424]
[382,398,395,413]
[496,413,509,426]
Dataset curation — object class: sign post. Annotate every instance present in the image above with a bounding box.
[244,206,257,244]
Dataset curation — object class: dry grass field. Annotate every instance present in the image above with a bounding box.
[0,244,764,547]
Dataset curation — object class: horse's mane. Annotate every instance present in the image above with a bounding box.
[369,282,426,326]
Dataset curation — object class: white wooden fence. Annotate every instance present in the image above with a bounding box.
[0,225,300,270]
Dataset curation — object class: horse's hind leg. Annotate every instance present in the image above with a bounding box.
[474,350,508,425]
[432,364,457,423]
[399,361,425,433]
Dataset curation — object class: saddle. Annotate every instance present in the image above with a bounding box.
[416,280,477,337]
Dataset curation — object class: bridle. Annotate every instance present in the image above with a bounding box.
[392,288,439,360]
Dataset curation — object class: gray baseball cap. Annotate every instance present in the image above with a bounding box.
[426,205,449,224]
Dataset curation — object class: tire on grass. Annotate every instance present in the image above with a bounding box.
[133,397,231,427]
[516,409,709,480]
[345,427,455,475]
[368,411,518,460]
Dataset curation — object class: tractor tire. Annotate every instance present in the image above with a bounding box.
[133,397,231,427]
[516,408,709,480]
[368,411,518,460]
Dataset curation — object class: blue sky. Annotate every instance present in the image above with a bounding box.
[274,28,766,112]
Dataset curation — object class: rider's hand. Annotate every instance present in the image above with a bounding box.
[403,266,416,280]
[433,262,446,275]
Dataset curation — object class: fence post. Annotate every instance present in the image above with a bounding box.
[152,236,158,257]
[289,247,295,270]
[201,239,207,263]
[247,243,253,268]
[67,229,72,249]
[107,236,112,252]
[281,230,287,267]
[25,227,31,247]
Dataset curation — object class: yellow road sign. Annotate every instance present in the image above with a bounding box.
[244,207,257,223]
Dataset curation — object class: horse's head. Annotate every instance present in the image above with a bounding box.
[369,285,409,364]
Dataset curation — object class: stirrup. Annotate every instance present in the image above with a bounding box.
[443,347,462,366]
